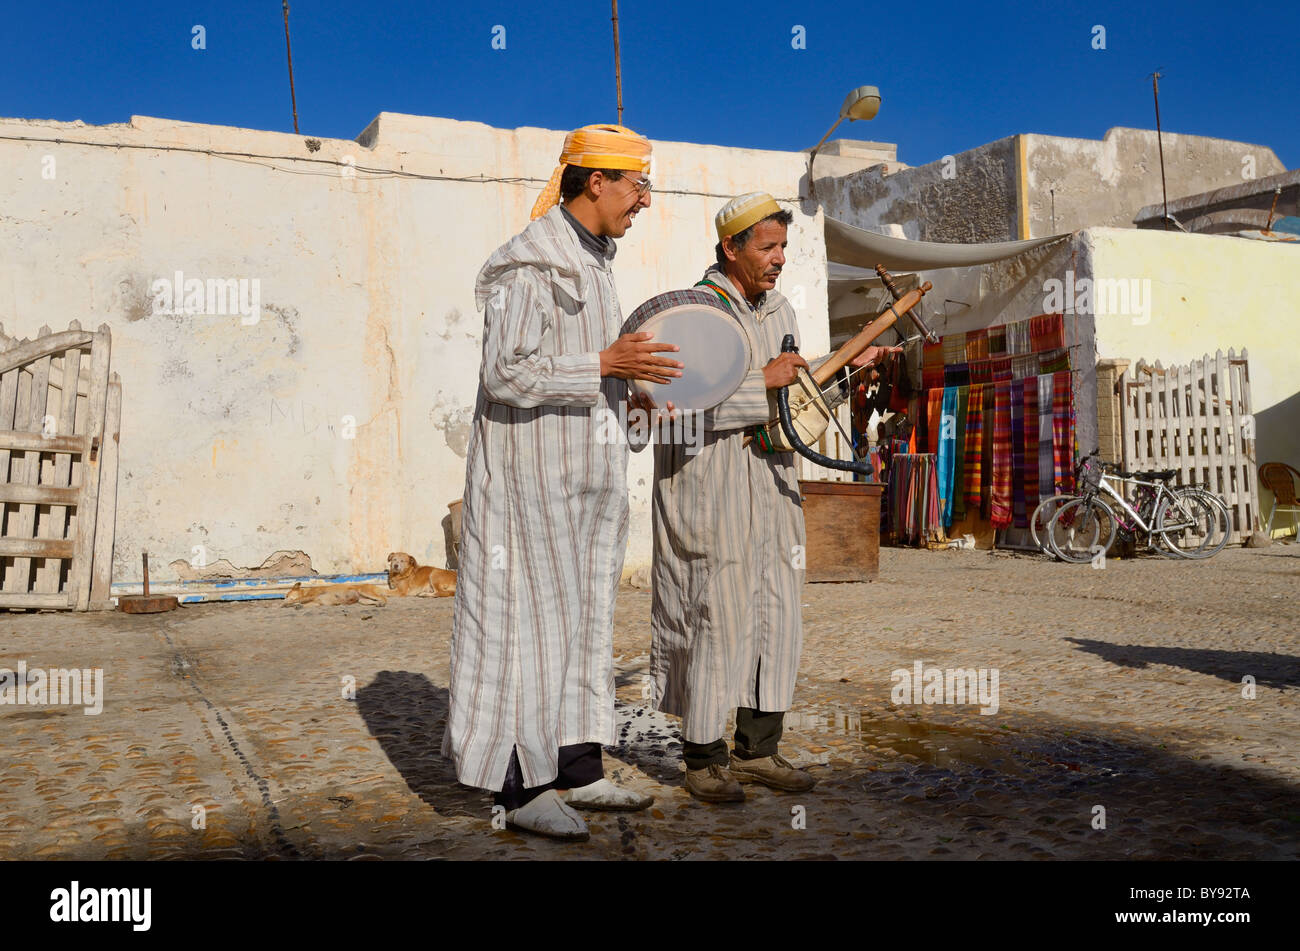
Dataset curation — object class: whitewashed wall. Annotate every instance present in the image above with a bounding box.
[0,112,833,580]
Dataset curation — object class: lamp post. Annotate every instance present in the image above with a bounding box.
[808,85,881,198]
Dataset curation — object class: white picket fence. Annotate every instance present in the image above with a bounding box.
[1119,349,1258,542]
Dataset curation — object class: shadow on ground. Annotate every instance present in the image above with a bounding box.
[355,670,488,820]
[1065,637,1300,689]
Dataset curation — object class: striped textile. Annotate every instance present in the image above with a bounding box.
[1006,320,1031,355]
[942,332,967,365]
[651,265,810,743]
[1010,379,1027,528]
[1052,370,1074,493]
[1011,354,1039,380]
[944,362,970,387]
[1023,378,1040,507]
[965,328,989,362]
[937,386,959,526]
[952,385,970,520]
[926,388,944,454]
[889,453,941,544]
[1030,313,1065,352]
[1038,373,1055,497]
[446,205,631,792]
[970,360,992,385]
[922,339,945,392]
[963,383,986,510]
[988,325,1007,355]
[1040,347,1070,374]
[980,383,995,517]
[991,357,1013,382]
[990,381,1013,528]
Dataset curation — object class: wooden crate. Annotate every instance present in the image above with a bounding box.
[799,480,881,582]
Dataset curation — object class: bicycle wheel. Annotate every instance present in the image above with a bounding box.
[1158,489,1230,558]
[1155,492,1215,558]
[1030,494,1074,554]
[1048,497,1118,564]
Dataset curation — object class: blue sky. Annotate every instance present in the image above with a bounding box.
[3,0,1295,168]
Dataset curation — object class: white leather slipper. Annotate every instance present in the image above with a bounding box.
[560,778,654,812]
[505,789,590,841]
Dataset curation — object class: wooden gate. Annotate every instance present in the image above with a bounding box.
[1119,349,1258,543]
[0,322,121,610]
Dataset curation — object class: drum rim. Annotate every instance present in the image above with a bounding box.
[621,301,752,411]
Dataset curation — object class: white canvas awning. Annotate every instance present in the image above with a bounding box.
[826,216,1070,271]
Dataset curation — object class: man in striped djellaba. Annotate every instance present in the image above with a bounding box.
[649,192,893,803]
[443,125,682,840]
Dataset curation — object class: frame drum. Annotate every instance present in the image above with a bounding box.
[620,289,750,411]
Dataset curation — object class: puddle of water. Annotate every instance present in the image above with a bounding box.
[788,710,1022,773]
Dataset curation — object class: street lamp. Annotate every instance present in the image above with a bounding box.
[808,85,882,197]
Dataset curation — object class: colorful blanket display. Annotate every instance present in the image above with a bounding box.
[914,314,1075,531]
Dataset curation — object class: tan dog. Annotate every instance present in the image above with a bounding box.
[386,552,457,597]
[282,582,388,607]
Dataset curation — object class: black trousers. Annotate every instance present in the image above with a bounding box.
[493,742,603,811]
[682,707,785,771]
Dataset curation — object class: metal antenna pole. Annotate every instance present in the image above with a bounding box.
[611,1,624,123]
[283,1,301,134]
[1152,71,1169,231]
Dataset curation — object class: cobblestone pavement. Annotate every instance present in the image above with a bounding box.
[2,545,1297,861]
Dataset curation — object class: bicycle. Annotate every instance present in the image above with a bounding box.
[1047,451,1231,563]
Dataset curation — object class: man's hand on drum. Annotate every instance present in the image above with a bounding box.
[762,352,811,389]
[849,344,903,368]
[600,332,683,384]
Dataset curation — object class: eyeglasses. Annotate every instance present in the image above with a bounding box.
[626,176,652,195]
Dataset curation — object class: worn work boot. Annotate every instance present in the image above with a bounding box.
[684,764,745,803]
[560,778,654,812]
[505,789,589,841]
[728,753,818,793]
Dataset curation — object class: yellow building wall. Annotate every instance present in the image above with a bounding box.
[1087,227,1300,535]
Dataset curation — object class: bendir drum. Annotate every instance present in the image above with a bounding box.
[619,289,750,411]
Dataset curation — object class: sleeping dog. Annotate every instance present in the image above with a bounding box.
[282,582,389,607]
[386,552,457,597]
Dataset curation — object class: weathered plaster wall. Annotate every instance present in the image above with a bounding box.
[817,128,1285,241]
[1025,129,1286,236]
[816,137,1018,243]
[0,112,838,580]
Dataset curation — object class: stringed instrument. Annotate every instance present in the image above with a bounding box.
[761,266,937,467]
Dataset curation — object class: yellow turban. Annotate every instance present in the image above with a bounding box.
[530,124,653,220]
[715,191,782,240]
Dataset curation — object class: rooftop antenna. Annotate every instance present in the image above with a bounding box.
[283,1,301,134]
[1150,70,1169,232]
[611,1,624,123]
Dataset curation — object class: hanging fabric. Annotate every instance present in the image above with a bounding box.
[963,382,986,510]
[1023,380,1039,508]
[952,385,970,521]
[1010,379,1027,528]
[937,387,959,526]
[991,381,1013,528]
[1037,373,1055,497]
[1052,370,1074,493]
[926,388,943,455]
[1011,354,1039,380]
[942,332,967,366]
[1006,320,1031,355]
[1030,313,1065,352]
